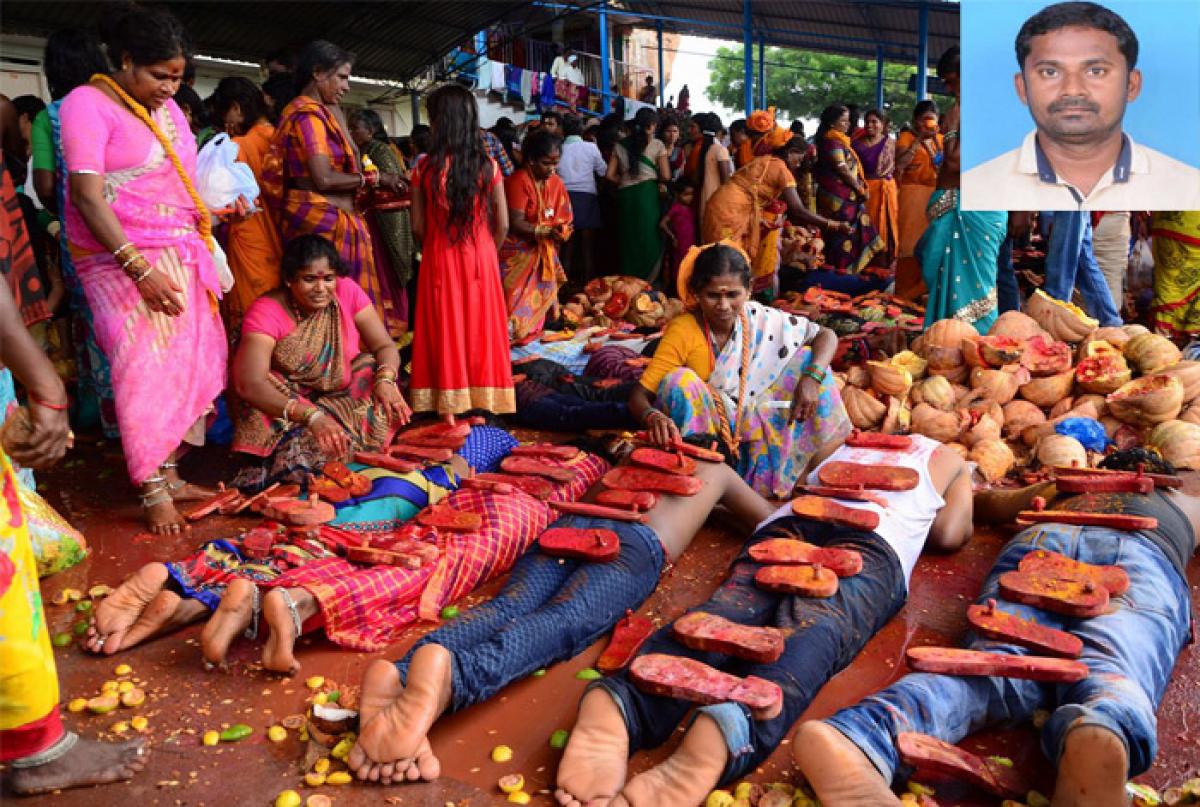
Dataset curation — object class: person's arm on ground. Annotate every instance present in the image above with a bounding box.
[714,463,776,528]
[925,448,974,552]
[0,282,70,469]
[973,480,1059,526]
[629,385,680,445]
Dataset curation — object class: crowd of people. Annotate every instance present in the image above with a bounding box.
[1,1,1198,804]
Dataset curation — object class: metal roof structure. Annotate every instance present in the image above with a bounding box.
[612,0,959,63]
[0,1,528,82]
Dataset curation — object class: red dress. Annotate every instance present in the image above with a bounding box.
[409,159,515,415]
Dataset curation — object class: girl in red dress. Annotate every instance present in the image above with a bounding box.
[409,85,515,415]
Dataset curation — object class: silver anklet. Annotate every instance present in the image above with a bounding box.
[243,586,263,641]
[11,731,79,768]
[277,589,304,638]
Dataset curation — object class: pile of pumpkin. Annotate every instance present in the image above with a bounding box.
[561,276,684,330]
[780,223,826,271]
[837,290,1200,484]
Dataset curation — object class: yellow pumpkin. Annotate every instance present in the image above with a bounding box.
[867,360,913,398]
[1074,353,1132,395]
[890,350,927,380]
[1106,375,1185,427]
[1148,420,1200,470]
[988,310,1047,342]
[911,376,957,411]
[1025,289,1098,343]
[1019,369,1075,409]
[1123,332,1182,375]
[910,403,968,443]
[1158,360,1200,403]
[970,367,1028,406]
[842,386,886,430]
[1002,400,1046,440]
[844,365,870,389]
[970,439,1015,483]
[1036,434,1088,469]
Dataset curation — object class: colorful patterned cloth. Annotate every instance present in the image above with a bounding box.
[815,130,885,275]
[59,88,226,484]
[47,101,117,437]
[260,96,378,304]
[917,189,1005,333]
[655,340,851,497]
[1150,212,1200,339]
[500,168,572,340]
[0,448,63,761]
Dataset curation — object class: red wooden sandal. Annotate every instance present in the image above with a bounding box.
[1016,549,1129,596]
[538,527,621,562]
[602,466,704,496]
[630,654,783,720]
[754,564,839,597]
[998,571,1110,618]
[597,611,655,672]
[672,611,785,664]
[818,461,919,491]
[897,732,1030,799]
[906,646,1089,682]
[966,599,1083,658]
[748,539,863,577]
[790,495,880,531]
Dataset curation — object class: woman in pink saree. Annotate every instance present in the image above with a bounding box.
[60,5,226,534]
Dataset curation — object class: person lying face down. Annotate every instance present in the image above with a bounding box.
[345,447,778,786]
[554,433,973,807]
[793,448,1200,807]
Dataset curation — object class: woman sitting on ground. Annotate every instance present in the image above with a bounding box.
[630,242,851,498]
[231,234,411,491]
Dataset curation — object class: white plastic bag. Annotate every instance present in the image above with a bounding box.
[195,134,259,210]
[1128,237,1154,294]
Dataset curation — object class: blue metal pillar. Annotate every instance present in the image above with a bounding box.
[599,0,612,114]
[757,33,766,109]
[475,30,486,57]
[875,45,885,110]
[742,0,753,115]
[916,1,929,100]
[656,20,665,107]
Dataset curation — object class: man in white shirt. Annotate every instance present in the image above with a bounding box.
[962,1,1200,211]
[557,114,609,281]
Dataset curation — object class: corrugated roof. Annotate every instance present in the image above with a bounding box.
[613,0,959,63]
[0,1,528,82]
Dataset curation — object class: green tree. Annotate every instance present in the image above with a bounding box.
[706,45,935,122]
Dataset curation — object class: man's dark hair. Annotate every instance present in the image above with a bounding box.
[562,114,584,137]
[937,45,960,80]
[1015,2,1138,71]
[11,95,45,121]
[730,119,747,135]
[523,128,563,163]
[541,110,563,128]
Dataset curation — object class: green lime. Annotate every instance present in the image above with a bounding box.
[549,729,570,749]
[326,690,340,703]
[574,668,602,681]
[530,668,547,678]
[74,600,93,613]
[440,605,460,620]
[72,620,89,636]
[219,723,253,742]
[52,632,73,647]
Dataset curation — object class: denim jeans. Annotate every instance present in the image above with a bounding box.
[396,515,663,712]
[1043,212,1123,326]
[827,525,1192,783]
[996,235,1022,313]
[598,515,907,783]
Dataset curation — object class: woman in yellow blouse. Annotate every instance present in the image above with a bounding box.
[628,242,850,497]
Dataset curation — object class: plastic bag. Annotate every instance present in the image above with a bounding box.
[195,134,259,210]
[1128,237,1154,294]
[19,480,88,578]
[1055,417,1110,453]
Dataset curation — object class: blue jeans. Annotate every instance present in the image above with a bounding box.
[827,525,1192,783]
[396,516,664,712]
[996,235,1021,313]
[1043,212,1122,326]
[598,515,907,783]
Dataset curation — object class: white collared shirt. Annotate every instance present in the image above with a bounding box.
[962,130,1200,211]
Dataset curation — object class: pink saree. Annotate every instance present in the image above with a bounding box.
[60,89,227,484]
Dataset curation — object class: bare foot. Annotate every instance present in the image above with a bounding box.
[85,563,167,654]
[9,736,148,795]
[168,481,219,502]
[347,644,452,782]
[791,721,902,807]
[200,578,256,668]
[261,587,317,675]
[143,494,188,535]
[611,712,726,807]
[1052,725,1129,807]
[387,738,442,785]
[555,688,630,807]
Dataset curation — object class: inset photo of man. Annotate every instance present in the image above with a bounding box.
[961,0,1200,211]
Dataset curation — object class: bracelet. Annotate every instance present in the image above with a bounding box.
[130,264,153,283]
[303,407,324,427]
[111,242,134,258]
[643,409,666,425]
[374,376,397,388]
[31,394,69,411]
[282,399,297,424]
[803,366,826,383]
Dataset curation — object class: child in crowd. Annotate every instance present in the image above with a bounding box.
[659,179,697,297]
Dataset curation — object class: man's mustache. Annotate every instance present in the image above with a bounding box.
[1048,98,1100,113]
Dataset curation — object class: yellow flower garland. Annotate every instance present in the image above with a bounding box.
[90,73,214,252]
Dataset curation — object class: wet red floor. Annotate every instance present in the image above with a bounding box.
[18,438,1200,806]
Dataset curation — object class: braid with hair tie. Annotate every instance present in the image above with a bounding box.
[91,74,214,252]
[706,306,752,455]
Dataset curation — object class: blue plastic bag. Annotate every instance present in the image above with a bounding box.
[1055,417,1110,453]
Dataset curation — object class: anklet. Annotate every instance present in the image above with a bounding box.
[277,589,304,638]
[11,731,79,768]
[243,586,262,641]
